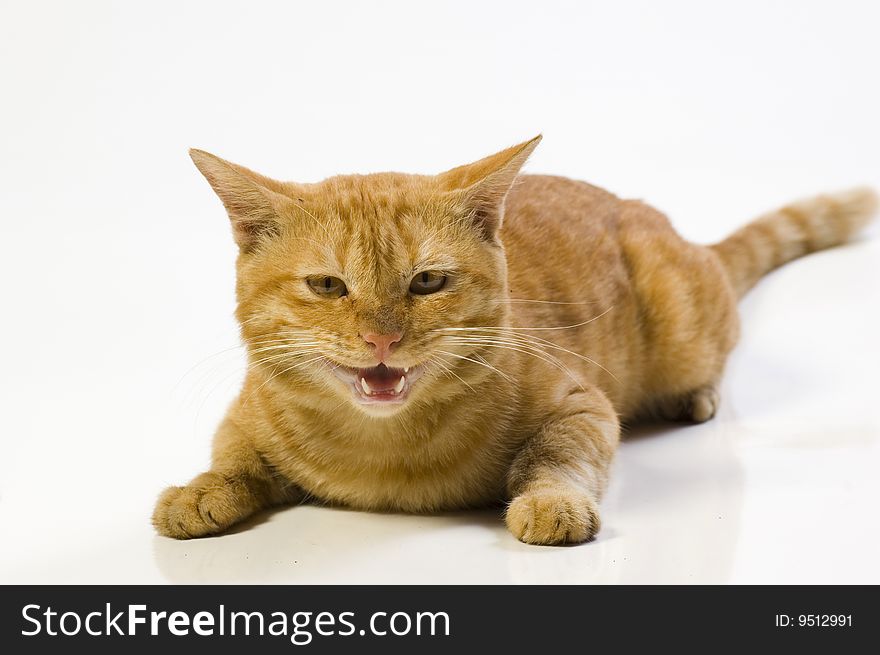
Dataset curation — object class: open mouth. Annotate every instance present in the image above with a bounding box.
[329,362,424,405]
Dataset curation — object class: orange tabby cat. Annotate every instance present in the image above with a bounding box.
[152,136,876,545]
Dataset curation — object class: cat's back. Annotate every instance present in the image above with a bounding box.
[503,175,621,242]
[500,174,736,416]
[501,174,685,298]
[501,175,635,309]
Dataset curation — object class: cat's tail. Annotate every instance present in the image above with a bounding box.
[711,187,878,298]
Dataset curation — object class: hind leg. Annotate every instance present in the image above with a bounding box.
[658,383,720,423]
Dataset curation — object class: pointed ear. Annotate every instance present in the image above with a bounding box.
[438,135,542,240]
[189,149,291,252]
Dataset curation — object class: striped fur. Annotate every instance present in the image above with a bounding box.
[712,188,878,297]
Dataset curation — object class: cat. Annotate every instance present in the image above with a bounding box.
[152,136,877,545]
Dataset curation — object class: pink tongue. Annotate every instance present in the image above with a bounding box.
[360,364,402,392]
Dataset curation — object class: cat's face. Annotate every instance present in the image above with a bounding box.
[235,176,510,416]
[191,138,539,416]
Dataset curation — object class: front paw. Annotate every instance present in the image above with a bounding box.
[505,487,601,546]
[152,472,257,539]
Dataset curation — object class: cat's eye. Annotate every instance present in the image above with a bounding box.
[409,271,447,295]
[307,276,348,298]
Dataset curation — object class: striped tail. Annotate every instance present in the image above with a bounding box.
[711,187,878,298]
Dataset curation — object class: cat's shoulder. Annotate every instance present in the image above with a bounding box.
[504,174,622,232]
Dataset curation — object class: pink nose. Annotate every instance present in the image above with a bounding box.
[362,332,402,361]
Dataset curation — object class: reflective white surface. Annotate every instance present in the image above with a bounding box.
[1,0,879,584]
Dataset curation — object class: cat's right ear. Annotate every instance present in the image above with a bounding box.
[189,149,289,252]
[437,136,542,242]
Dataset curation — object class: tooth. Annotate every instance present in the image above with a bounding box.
[361,377,372,395]
[404,367,410,373]
[394,376,405,394]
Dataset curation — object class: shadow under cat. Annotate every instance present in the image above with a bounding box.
[153,415,744,584]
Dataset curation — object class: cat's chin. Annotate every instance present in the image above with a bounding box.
[325,360,426,415]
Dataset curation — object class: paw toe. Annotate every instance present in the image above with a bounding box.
[690,387,720,423]
[506,489,600,546]
[660,386,720,423]
[152,473,251,539]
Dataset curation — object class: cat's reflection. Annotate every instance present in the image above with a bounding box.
[154,415,743,584]
[153,505,512,584]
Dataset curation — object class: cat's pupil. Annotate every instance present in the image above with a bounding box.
[307,275,347,298]
[409,270,446,295]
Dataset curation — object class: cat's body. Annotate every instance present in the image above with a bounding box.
[153,138,876,544]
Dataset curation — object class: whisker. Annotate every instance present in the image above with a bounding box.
[433,305,614,332]
[507,332,619,383]
[248,334,320,342]
[248,342,322,356]
[173,343,248,393]
[435,349,515,384]
[442,331,619,383]
[425,357,454,383]
[247,351,319,369]
[289,201,332,238]
[489,298,602,305]
[242,354,326,405]
[439,338,584,390]
[429,354,477,393]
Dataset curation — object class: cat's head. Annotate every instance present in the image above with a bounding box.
[191,137,540,416]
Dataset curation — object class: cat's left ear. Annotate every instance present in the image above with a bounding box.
[438,135,542,241]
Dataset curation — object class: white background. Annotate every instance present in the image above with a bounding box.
[1,0,878,583]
